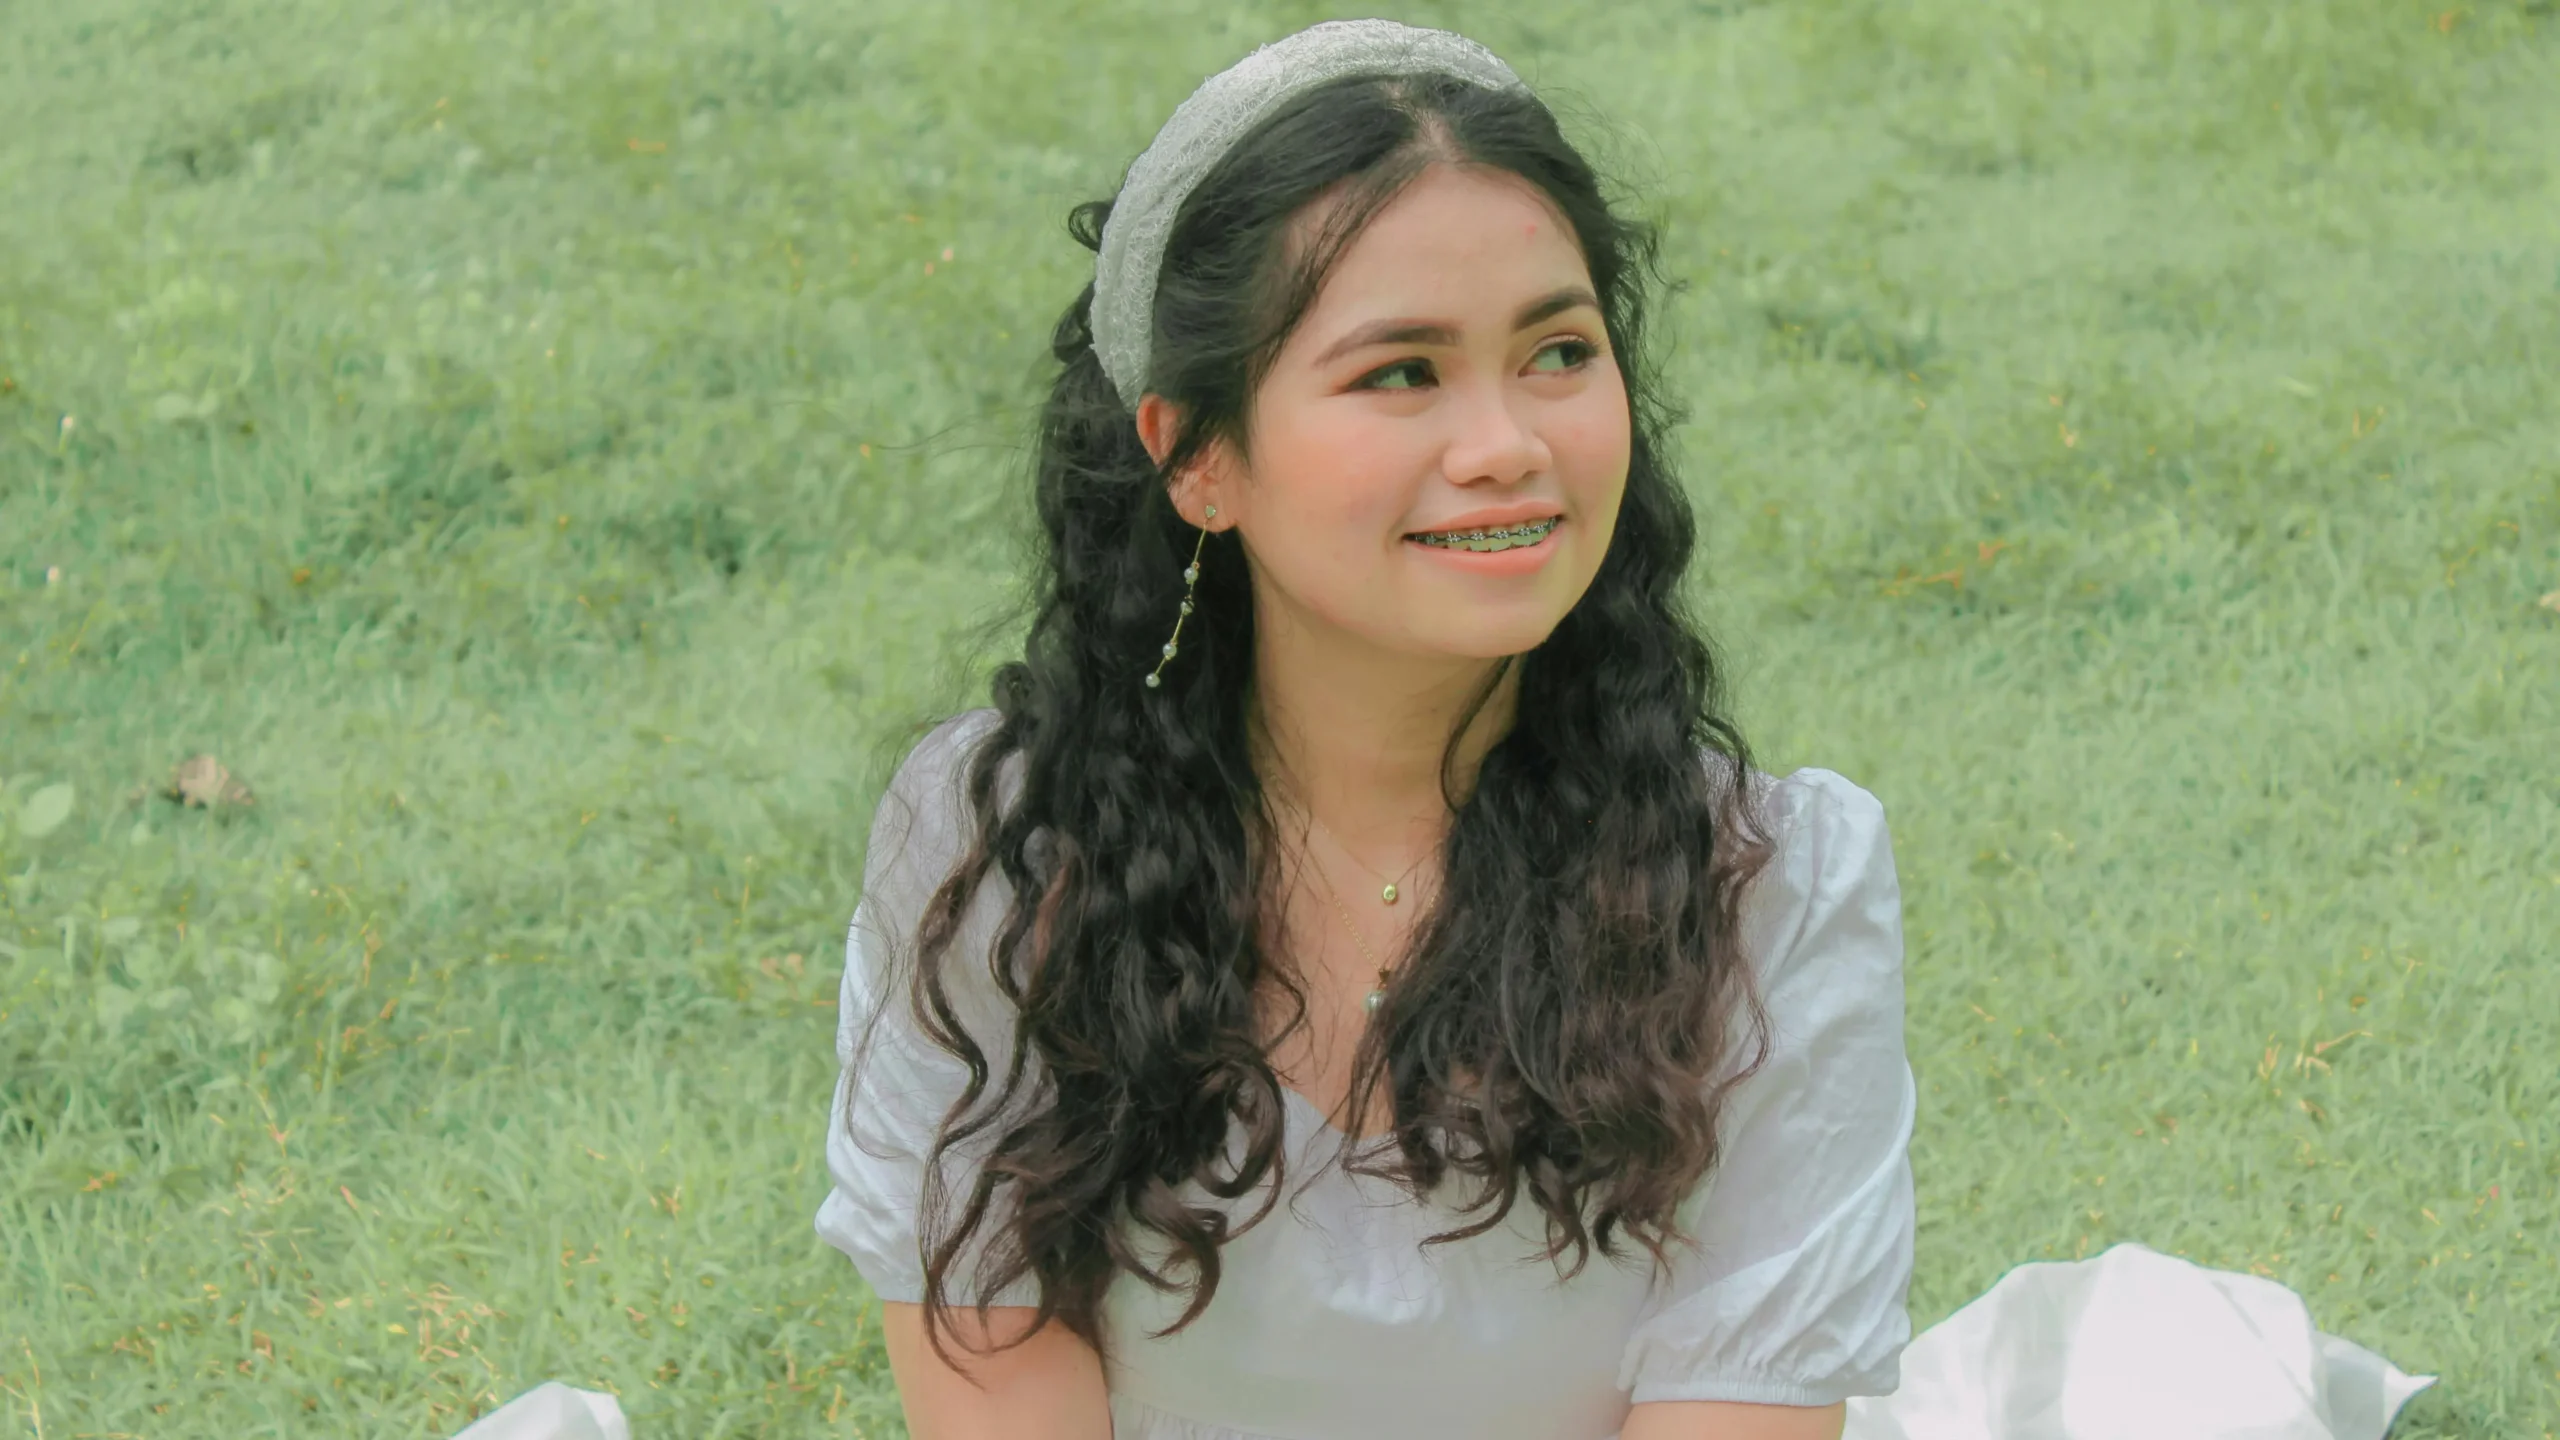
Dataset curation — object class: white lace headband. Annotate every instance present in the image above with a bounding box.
[1089,19,1529,412]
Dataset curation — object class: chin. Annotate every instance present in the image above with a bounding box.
[1414,614,1567,661]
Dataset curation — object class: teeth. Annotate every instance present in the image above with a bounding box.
[1412,518,1556,551]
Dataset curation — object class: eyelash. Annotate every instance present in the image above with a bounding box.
[1354,337,1600,392]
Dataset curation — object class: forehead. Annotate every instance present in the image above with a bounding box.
[1292,164,1588,326]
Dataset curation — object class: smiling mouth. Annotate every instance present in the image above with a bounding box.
[1405,516,1561,552]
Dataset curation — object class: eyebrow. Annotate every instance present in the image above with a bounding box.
[1310,285,1602,369]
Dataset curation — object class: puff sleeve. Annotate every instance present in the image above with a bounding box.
[1615,767,1917,1408]
[813,709,1041,1308]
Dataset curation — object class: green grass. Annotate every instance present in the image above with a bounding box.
[2,0,2555,1435]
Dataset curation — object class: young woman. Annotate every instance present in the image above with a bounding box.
[816,21,1916,1440]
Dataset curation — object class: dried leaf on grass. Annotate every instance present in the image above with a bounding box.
[163,754,255,810]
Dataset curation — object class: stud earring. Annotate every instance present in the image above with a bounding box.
[1145,503,1214,689]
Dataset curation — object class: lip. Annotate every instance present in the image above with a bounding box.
[1402,502,1566,538]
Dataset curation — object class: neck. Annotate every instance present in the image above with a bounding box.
[1245,598,1518,857]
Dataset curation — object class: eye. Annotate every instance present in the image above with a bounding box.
[1355,358,1436,392]
[1529,337,1599,373]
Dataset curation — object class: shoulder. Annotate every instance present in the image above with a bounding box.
[1698,750,1892,893]
[867,708,1008,852]
[859,708,1017,945]
[1764,767,1889,852]
[1731,762,1901,994]
[1696,750,1887,846]
[882,707,1006,812]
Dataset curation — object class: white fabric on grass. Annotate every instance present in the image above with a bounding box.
[1843,1241,2435,1440]
[448,1382,626,1440]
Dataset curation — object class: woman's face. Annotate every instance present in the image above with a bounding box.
[1195,162,1632,664]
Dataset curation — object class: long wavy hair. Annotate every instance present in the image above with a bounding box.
[877,69,1782,1361]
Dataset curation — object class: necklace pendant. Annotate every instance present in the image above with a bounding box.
[1381,882,1398,905]
[1364,988,1384,1013]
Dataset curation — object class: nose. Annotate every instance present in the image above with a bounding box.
[1441,377,1552,487]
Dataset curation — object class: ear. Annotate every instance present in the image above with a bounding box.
[1135,393,1234,530]
[1134,392,1183,469]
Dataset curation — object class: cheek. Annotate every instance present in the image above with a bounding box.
[1550,385,1633,493]
[1259,405,1420,524]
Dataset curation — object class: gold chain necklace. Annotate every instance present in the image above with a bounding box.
[1307,857,1397,1014]
[1266,784,1435,1011]
[1302,808,1431,906]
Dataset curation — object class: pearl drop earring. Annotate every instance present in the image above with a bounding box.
[1144,503,1214,689]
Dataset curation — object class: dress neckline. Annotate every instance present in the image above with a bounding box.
[1276,1079,1403,1146]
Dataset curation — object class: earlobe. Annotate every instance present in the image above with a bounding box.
[1169,471,1225,530]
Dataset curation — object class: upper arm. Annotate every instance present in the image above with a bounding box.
[1614,769,1915,1409]
[1620,1399,1846,1440]
[880,1302,1112,1440]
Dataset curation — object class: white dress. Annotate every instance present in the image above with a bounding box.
[815,710,1918,1440]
